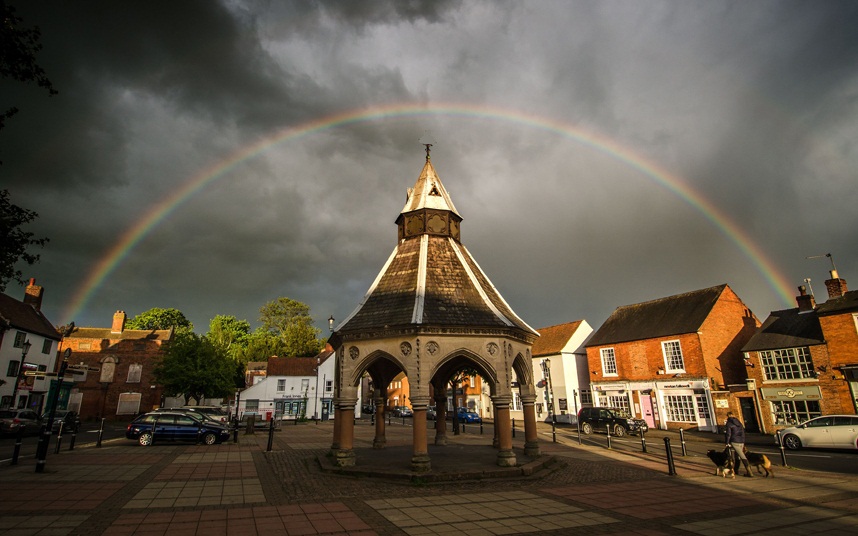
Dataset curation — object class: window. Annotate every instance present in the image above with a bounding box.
[662,340,685,372]
[126,364,142,383]
[301,379,310,393]
[42,339,52,354]
[100,356,116,382]
[469,376,475,388]
[695,394,712,420]
[277,379,286,392]
[13,331,26,348]
[6,360,19,377]
[512,392,521,411]
[600,348,617,376]
[580,389,593,405]
[325,380,333,393]
[607,395,630,413]
[246,399,259,411]
[664,395,696,422]
[116,393,141,415]
[760,347,814,380]
[770,399,820,425]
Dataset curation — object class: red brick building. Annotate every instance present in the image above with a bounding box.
[57,311,172,421]
[585,284,760,432]
[741,271,857,433]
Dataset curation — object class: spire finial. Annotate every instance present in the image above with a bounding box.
[418,131,436,162]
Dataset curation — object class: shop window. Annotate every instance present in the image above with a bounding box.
[607,395,630,413]
[664,394,696,422]
[770,399,821,426]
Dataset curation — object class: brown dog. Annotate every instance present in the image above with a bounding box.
[706,448,735,478]
[742,446,774,477]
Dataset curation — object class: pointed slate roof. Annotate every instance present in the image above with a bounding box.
[336,154,537,337]
[586,284,728,347]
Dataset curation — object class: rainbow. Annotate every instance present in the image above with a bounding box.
[62,103,796,323]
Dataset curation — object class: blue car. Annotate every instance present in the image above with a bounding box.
[457,410,482,423]
[126,411,231,446]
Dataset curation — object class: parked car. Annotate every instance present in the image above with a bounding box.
[392,406,413,417]
[126,411,231,446]
[362,404,375,415]
[577,407,648,437]
[0,409,42,437]
[155,407,223,424]
[182,406,230,423]
[780,415,858,450]
[426,406,437,420]
[41,409,81,433]
[457,410,482,423]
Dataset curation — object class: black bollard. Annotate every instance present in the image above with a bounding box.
[68,425,77,451]
[664,437,676,475]
[11,427,24,465]
[55,422,64,454]
[606,423,612,449]
[512,418,516,438]
[233,418,239,443]
[679,428,688,456]
[267,417,275,452]
[640,428,647,453]
[480,421,483,435]
[552,416,557,443]
[776,429,788,467]
[96,418,105,448]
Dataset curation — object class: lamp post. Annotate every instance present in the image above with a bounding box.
[9,340,32,409]
[541,359,557,442]
[328,315,335,332]
[35,348,70,473]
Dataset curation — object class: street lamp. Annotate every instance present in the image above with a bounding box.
[541,359,557,442]
[9,340,32,409]
[328,315,335,332]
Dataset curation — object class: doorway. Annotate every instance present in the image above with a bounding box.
[739,397,760,433]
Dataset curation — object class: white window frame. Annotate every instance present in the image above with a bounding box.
[664,394,696,422]
[325,380,333,393]
[600,348,618,376]
[277,379,286,392]
[759,347,814,381]
[661,340,685,373]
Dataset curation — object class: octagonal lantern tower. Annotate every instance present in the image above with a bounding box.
[328,146,541,471]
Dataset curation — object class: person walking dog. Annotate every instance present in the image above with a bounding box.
[725,412,753,477]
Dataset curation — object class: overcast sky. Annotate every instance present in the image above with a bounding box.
[4,0,857,337]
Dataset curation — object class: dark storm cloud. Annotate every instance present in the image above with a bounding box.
[3,0,856,337]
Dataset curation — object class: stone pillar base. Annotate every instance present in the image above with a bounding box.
[496,450,517,467]
[434,433,447,446]
[524,440,540,457]
[372,438,386,449]
[334,449,356,467]
[411,453,431,473]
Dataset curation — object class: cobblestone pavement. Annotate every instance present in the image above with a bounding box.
[0,420,857,535]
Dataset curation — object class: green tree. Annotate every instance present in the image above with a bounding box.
[238,328,286,363]
[0,189,48,292]
[258,297,323,357]
[206,315,250,361]
[154,331,235,405]
[127,307,193,333]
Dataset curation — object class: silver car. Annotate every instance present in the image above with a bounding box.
[781,415,858,450]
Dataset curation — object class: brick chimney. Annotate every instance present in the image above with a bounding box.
[23,278,44,311]
[796,285,816,313]
[824,269,848,300]
[111,311,127,334]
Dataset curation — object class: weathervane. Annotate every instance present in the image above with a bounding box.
[418,131,436,162]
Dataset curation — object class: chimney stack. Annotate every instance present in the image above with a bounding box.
[796,285,816,313]
[23,278,44,311]
[112,311,127,333]
[824,270,848,300]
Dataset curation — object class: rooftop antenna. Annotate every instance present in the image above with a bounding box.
[807,253,839,278]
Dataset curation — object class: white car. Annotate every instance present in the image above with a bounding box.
[780,415,858,450]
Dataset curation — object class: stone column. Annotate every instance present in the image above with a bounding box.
[493,395,516,467]
[373,394,386,449]
[330,407,342,452]
[410,396,431,472]
[333,397,357,467]
[521,393,540,457]
[434,396,448,446]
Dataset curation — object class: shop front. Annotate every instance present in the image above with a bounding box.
[760,385,822,429]
[654,379,717,432]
